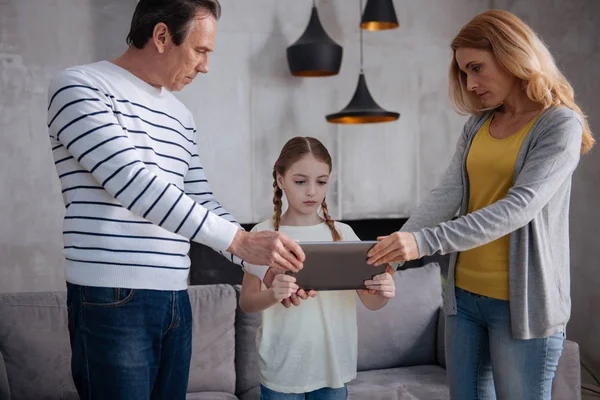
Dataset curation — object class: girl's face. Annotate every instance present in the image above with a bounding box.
[277,154,330,216]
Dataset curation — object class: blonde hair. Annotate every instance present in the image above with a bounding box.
[272,137,341,241]
[449,9,594,154]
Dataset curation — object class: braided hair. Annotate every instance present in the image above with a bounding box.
[272,137,340,241]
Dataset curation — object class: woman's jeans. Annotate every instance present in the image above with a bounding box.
[445,287,564,400]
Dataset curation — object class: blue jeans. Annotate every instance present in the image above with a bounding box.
[261,384,348,399]
[66,283,192,400]
[446,287,564,400]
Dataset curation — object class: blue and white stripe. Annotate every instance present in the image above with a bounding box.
[47,61,259,290]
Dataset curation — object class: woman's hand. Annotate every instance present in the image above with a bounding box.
[367,232,419,266]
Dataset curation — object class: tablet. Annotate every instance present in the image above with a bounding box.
[289,241,389,291]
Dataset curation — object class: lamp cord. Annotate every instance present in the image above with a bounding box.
[359,0,364,72]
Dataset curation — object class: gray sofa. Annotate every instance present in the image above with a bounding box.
[0,264,581,399]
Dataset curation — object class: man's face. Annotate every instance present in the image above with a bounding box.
[161,13,216,91]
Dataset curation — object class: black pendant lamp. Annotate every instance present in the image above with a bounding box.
[286,1,343,77]
[360,0,399,31]
[326,0,399,124]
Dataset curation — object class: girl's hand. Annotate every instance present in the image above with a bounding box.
[264,268,317,308]
[360,268,396,298]
[270,273,299,302]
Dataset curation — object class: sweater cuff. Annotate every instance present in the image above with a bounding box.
[389,261,404,271]
[243,263,268,281]
[412,230,430,258]
[196,212,238,252]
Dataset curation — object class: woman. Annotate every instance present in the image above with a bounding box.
[367,9,594,400]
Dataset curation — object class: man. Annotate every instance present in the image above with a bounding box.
[47,1,306,398]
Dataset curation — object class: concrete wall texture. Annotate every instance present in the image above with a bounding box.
[1,0,599,384]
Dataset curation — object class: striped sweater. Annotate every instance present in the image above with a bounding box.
[47,61,265,290]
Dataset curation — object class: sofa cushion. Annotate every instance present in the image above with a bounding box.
[348,365,449,399]
[238,386,260,400]
[357,263,443,371]
[552,340,581,400]
[0,291,78,400]
[0,348,10,400]
[233,285,261,397]
[187,284,238,394]
[437,305,446,368]
[185,392,239,400]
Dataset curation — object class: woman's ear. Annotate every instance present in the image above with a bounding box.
[276,173,285,190]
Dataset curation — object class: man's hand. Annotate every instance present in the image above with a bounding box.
[264,268,317,308]
[228,230,305,273]
[367,232,419,266]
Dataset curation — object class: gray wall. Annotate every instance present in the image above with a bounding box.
[0,0,137,295]
[174,0,475,223]
[0,0,598,384]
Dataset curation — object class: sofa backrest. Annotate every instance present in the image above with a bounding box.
[233,286,261,398]
[231,262,445,393]
[0,347,9,400]
[0,284,239,399]
[356,263,443,371]
[0,266,444,399]
[186,284,238,394]
[0,291,77,400]
[437,303,446,368]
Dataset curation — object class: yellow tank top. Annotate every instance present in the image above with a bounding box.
[455,113,540,300]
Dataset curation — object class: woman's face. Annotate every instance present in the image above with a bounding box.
[455,47,519,109]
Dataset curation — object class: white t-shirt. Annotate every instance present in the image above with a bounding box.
[251,220,360,393]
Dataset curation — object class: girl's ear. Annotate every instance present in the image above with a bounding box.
[276,173,285,190]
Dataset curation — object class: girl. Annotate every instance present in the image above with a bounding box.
[240,136,395,400]
[367,9,594,400]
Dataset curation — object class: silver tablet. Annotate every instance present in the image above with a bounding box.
[289,241,389,291]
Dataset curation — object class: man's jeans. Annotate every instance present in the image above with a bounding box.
[446,287,564,400]
[66,283,192,400]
